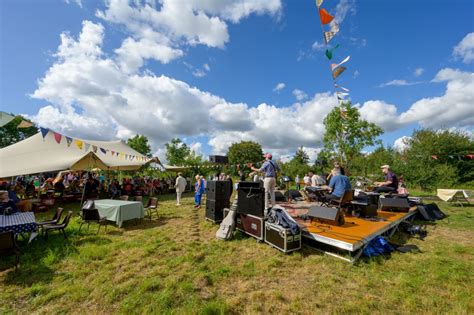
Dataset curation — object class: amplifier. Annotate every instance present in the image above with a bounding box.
[308,206,345,226]
[379,197,410,212]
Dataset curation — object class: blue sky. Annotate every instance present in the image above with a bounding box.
[1,0,473,161]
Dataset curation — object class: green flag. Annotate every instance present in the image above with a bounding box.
[325,44,340,60]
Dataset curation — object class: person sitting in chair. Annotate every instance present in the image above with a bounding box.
[374,165,398,193]
[0,190,19,215]
[322,168,352,201]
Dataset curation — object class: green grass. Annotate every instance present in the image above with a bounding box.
[1,193,473,314]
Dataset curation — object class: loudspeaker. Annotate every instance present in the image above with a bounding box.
[379,197,410,212]
[308,206,345,226]
[237,182,264,217]
[209,155,228,164]
[206,180,231,201]
[205,199,230,223]
[275,191,286,202]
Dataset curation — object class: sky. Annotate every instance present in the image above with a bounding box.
[1,0,473,163]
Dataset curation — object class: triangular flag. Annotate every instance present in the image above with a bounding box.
[92,145,98,153]
[332,66,346,80]
[111,151,115,156]
[331,56,351,71]
[17,120,34,128]
[316,0,324,7]
[66,136,73,147]
[324,31,336,44]
[40,127,49,139]
[325,44,339,60]
[0,111,15,127]
[85,143,91,152]
[75,140,83,150]
[319,8,334,25]
[53,132,62,144]
[100,148,106,154]
[116,152,120,157]
[337,92,350,97]
[334,84,350,92]
[330,20,340,33]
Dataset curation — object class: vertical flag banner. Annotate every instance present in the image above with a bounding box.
[319,8,334,25]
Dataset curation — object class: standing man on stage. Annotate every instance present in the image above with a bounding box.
[250,153,280,212]
[374,165,399,193]
[174,172,187,206]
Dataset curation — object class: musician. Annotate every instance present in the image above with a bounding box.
[322,168,352,200]
[374,165,398,193]
[250,153,280,211]
[326,161,345,182]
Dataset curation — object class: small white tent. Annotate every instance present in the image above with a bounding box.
[0,132,157,178]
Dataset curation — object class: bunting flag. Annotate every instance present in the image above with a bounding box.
[75,140,83,150]
[53,132,62,144]
[92,145,98,153]
[334,84,350,92]
[40,127,49,139]
[324,31,337,44]
[111,150,115,156]
[330,55,351,71]
[316,0,324,7]
[85,143,91,152]
[319,8,334,25]
[325,44,339,60]
[116,152,120,157]
[0,111,15,127]
[100,148,107,154]
[330,20,340,33]
[17,120,34,128]
[332,66,346,79]
[65,136,73,147]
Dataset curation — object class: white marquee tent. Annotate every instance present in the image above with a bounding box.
[0,132,158,178]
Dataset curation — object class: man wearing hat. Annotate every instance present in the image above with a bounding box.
[251,153,280,212]
[374,165,399,193]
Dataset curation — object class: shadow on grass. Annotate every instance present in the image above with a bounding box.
[121,215,182,231]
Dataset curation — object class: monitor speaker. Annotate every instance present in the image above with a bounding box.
[308,206,345,226]
[379,197,410,212]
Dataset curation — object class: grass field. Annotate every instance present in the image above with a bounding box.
[1,193,473,314]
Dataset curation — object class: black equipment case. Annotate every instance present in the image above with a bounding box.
[237,181,265,217]
[264,222,301,253]
[235,212,264,240]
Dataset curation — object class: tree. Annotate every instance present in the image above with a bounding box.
[0,115,37,148]
[127,135,152,157]
[294,146,310,164]
[165,138,190,166]
[323,102,383,173]
[227,141,264,171]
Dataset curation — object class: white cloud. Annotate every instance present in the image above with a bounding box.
[96,0,282,72]
[292,89,308,101]
[64,0,82,8]
[190,142,203,155]
[358,100,403,132]
[379,79,421,87]
[453,32,474,64]
[334,0,356,24]
[311,41,325,51]
[414,67,424,77]
[203,63,211,71]
[393,136,411,152]
[273,82,285,92]
[353,70,359,78]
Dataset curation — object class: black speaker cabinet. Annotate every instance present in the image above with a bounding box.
[237,184,264,217]
[209,155,228,164]
[308,206,345,226]
[206,180,231,201]
[275,191,286,202]
[379,197,410,212]
[205,199,230,223]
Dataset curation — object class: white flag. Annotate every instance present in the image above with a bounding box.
[331,56,351,71]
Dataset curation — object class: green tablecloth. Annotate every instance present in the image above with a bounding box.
[94,199,144,227]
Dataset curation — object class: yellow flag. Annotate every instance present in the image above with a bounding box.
[75,140,83,150]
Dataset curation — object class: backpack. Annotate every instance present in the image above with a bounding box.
[363,236,394,257]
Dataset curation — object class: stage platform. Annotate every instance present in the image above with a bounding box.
[279,202,418,262]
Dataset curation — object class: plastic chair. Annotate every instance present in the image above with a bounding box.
[37,207,64,229]
[42,211,73,239]
[145,197,158,220]
[79,209,108,234]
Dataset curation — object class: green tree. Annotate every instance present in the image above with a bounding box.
[323,102,383,174]
[294,146,310,164]
[227,141,264,172]
[0,115,37,148]
[165,138,190,166]
[127,134,152,157]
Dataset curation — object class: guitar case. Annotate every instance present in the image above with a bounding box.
[216,197,238,240]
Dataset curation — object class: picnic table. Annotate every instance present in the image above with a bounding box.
[94,199,144,227]
[437,189,471,206]
[0,212,38,242]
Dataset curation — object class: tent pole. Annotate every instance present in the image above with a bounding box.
[79,153,93,207]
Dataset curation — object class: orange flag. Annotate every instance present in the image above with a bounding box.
[319,8,334,25]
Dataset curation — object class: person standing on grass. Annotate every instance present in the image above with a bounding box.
[295,174,301,190]
[175,172,187,206]
[194,175,205,208]
[250,153,280,212]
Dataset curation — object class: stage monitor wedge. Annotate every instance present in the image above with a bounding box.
[308,206,345,226]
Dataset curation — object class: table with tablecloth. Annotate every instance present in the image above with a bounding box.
[0,212,37,234]
[94,199,144,227]
[437,189,471,205]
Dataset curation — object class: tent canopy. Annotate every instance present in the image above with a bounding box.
[0,132,158,177]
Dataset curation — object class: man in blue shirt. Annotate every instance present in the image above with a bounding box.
[251,153,280,211]
[324,168,352,200]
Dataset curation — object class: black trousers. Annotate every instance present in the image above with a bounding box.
[374,186,396,193]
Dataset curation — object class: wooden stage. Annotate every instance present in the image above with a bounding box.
[279,202,418,262]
